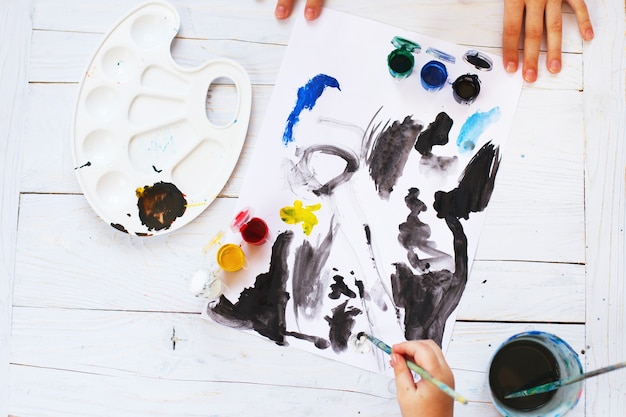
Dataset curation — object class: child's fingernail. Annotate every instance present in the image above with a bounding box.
[390,353,398,367]
[305,7,316,20]
[275,5,287,19]
[585,29,594,40]
[549,59,561,73]
[506,61,517,73]
[523,69,537,82]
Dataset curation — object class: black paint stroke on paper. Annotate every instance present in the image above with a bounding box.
[328,275,358,299]
[434,141,500,220]
[415,112,453,155]
[285,145,360,197]
[206,230,330,349]
[415,112,458,176]
[366,115,423,200]
[292,221,337,321]
[325,300,362,353]
[391,216,467,346]
[398,188,453,272]
[391,141,500,346]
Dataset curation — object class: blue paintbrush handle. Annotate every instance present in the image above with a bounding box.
[505,360,626,399]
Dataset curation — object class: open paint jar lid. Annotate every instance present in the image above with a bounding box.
[463,50,493,71]
[387,36,421,79]
[426,47,456,64]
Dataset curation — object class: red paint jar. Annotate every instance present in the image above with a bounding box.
[232,208,269,245]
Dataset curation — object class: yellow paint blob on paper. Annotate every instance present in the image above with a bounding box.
[280,200,321,235]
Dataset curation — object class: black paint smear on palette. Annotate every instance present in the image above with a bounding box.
[136,181,187,231]
[207,230,330,349]
[111,223,128,233]
[74,161,91,170]
[392,141,500,346]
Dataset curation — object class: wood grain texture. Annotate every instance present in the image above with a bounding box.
[0,0,33,415]
[583,0,626,415]
[4,0,617,416]
[9,308,585,417]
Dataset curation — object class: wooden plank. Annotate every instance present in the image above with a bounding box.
[457,261,585,323]
[583,0,626,415]
[31,0,584,53]
[9,365,400,417]
[14,190,583,321]
[13,194,237,312]
[477,89,585,264]
[0,0,33,415]
[27,28,582,90]
[9,308,585,416]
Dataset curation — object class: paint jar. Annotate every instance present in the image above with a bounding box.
[216,243,246,272]
[387,36,421,79]
[488,331,583,417]
[463,50,493,71]
[189,268,227,300]
[231,208,269,245]
[420,60,448,91]
[452,74,481,105]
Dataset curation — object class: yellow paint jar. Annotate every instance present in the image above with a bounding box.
[216,243,246,272]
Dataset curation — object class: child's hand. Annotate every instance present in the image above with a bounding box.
[502,0,594,82]
[391,340,454,417]
[275,0,324,20]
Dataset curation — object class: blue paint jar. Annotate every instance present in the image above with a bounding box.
[387,36,421,79]
[420,60,448,91]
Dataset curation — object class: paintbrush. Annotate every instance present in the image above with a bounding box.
[357,332,469,405]
[505,360,626,399]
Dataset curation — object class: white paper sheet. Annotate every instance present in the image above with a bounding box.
[203,8,523,376]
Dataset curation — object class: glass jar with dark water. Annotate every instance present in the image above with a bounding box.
[488,331,583,417]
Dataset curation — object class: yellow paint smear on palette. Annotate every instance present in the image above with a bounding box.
[216,243,246,272]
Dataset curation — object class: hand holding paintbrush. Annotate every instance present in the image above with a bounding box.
[353,333,463,417]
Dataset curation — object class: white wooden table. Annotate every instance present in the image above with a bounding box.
[1,1,624,415]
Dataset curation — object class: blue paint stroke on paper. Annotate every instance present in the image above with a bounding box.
[456,107,501,153]
[283,74,341,146]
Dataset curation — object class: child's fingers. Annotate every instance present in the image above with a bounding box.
[391,353,418,400]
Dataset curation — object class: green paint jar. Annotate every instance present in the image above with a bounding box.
[387,36,421,79]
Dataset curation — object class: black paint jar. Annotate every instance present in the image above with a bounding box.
[452,74,481,104]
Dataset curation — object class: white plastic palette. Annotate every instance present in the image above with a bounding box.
[72,0,252,236]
